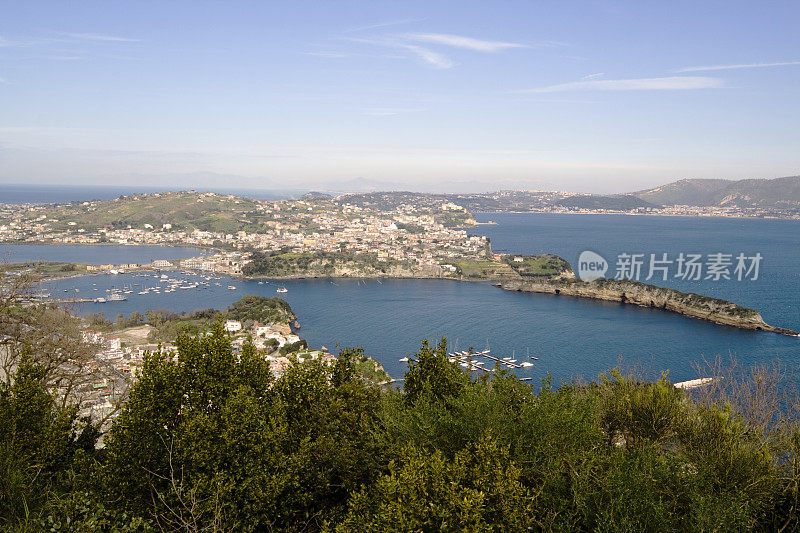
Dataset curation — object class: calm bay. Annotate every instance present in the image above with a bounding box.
[25,213,800,383]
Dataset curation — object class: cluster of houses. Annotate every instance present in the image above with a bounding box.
[0,193,490,270]
[223,319,335,376]
[76,329,174,426]
[180,252,248,275]
[85,263,141,272]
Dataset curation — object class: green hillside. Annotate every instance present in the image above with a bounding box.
[635,176,800,208]
[40,191,266,233]
[556,194,655,210]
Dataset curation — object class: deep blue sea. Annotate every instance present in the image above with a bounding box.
[30,213,800,384]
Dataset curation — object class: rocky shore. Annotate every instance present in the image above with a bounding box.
[496,277,798,336]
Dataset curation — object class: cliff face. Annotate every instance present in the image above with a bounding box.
[498,277,798,336]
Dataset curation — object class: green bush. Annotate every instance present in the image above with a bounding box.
[8,331,800,531]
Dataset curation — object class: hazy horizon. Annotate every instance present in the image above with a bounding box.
[2,172,800,199]
[1,1,799,193]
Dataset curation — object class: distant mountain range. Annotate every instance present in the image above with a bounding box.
[632,176,800,208]
[328,176,800,217]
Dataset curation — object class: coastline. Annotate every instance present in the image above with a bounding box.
[0,240,216,252]
[472,210,800,220]
[29,261,798,337]
[5,229,797,337]
[497,277,798,336]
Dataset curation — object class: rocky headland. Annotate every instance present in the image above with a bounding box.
[496,276,798,336]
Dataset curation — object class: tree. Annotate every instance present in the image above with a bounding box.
[104,326,387,531]
[338,435,533,532]
[225,295,294,325]
[403,338,469,405]
[145,310,164,325]
[104,325,278,528]
[1,272,116,413]
[0,359,97,529]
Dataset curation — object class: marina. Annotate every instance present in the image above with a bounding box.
[400,349,537,374]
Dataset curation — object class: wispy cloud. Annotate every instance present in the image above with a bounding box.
[677,61,800,72]
[582,72,605,80]
[45,55,85,61]
[345,19,424,33]
[524,97,598,104]
[345,37,455,68]
[304,51,349,58]
[0,32,139,50]
[519,76,724,93]
[362,107,423,116]
[401,43,454,68]
[343,31,530,69]
[62,32,139,42]
[0,36,49,47]
[402,32,528,52]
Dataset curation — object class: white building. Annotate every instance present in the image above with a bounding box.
[224,320,242,332]
[254,325,274,337]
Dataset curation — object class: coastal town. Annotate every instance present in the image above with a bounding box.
[5,188,797,287]
[0,192,490,277]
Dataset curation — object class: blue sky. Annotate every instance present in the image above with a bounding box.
[1,1,799,193]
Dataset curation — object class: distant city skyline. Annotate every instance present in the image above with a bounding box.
[1,1,799,193]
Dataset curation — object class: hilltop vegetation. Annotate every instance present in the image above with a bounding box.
[334,191,476,227]
[12,189,482,236]
[504,253,572,278]
[226,294,295,324]
[83,295,296,343]
[242,250,418,278]
[634,175,800,209]
[0,261,87,280]
[336,177,800,215]
[34,191,266,233]
[5,328,800,531]
[555,193,655,210]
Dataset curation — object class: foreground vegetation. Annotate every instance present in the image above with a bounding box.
[4,313,800,531]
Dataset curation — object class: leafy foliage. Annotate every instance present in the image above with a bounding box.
[504,253,573,278]
[0,360,98,530]
[134,296,294,343]
[338,436,532,532]
[101,326,386,531]
[226,294,295,324]
[6,327,800,531]
[37,191,264,233]
[242,251,412,277]
[403,338,469,404]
